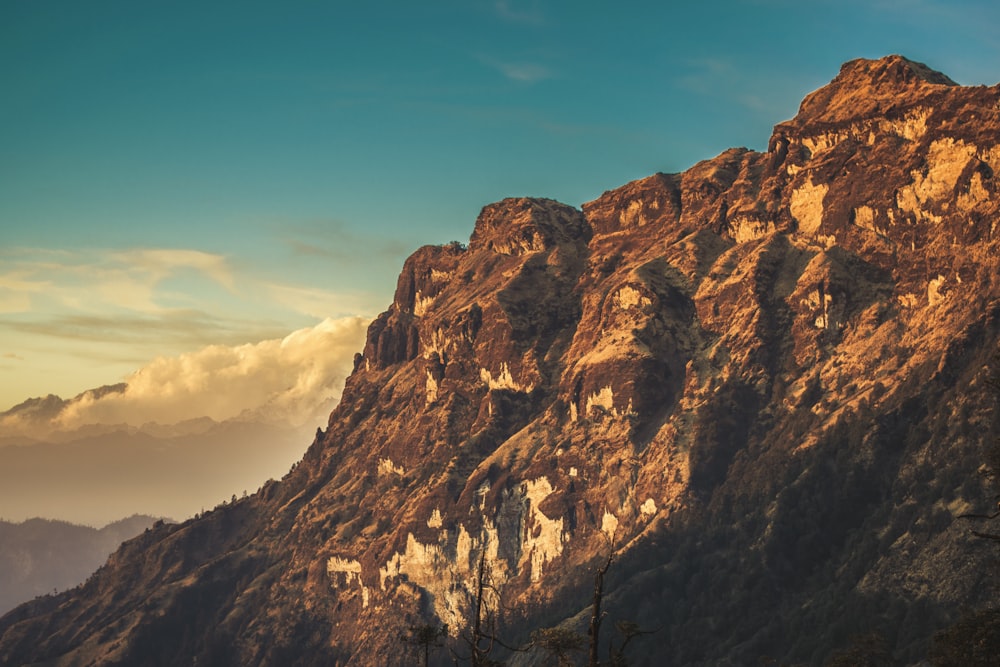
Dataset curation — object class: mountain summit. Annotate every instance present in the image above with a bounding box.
[792,55,958,125]
[1,56,998,666]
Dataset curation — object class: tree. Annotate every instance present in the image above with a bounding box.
[402,623,448,667]
[588,549,614,667]
[585,537,656,667]
[452,546,517,666]
[531,626,585,666]
[607,621,657,667]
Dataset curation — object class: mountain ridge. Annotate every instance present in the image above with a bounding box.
[0,515,161,616]
[1,55,998,666]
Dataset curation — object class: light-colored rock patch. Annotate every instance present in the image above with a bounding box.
[800,108,930,157]
[802,289,833,330]
[480,363,534,392]
[620,199,650,226]
[425,370,439,404]
[490,232,547,255]
[586,386,616,416]
[374,477,567,628]
[802,131,849,155]
[414,291,435,317]
[377,458,404,477]
[790,177,828,235]
[519,477,567,583]
[640,498,657,517]
[614,285,652,310]
[327,558,371,608]
[877,107,931,142]
[423,328,451,359]
[852,205,886,237]
[327,556,362,583]
[897,138,978,222]
[602,511,619,539]
[928,275,947,306]
[957,171,989,211]
[730,216,775,243]
[430,269,452,282]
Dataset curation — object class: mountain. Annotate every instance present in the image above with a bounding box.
[1,55,998,666]
[0,515,160,616]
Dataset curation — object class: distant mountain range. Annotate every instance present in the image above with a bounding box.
[1,56,998,666]
[0,515,160,615]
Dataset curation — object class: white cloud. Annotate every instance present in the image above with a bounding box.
[48,316,370,430]
[110,248,236,291]
[0,247,236,316]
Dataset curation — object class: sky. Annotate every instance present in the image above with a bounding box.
[2,0,999,414]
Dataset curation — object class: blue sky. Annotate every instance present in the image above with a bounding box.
[1,0,998,410]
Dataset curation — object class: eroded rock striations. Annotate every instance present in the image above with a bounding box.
[1,55,998,666]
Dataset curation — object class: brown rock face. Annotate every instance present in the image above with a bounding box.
[2,56,998,667]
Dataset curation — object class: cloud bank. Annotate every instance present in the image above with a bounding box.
[0,317,371,525]
[53,316,368,430]
[0,245,383,410]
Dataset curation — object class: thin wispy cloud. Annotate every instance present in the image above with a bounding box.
[0,311,288,349]
[0,247,237,316]
[265,283,378,320]
[280,219,409,263]
[0,246,376,404]
[109,248,236,291]
[493,0,545,26]
[675,57,791,115]
[675,57,737,96]
[499,61,553,83]
[478,55,554,83]
[397,99,646,143]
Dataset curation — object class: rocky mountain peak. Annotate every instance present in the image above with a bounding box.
[469,197,590,255]
[787,55,959,127]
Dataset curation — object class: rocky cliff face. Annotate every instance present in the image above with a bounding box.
[1,56,998,666]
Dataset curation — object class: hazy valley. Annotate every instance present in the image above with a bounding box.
[0,516,160,616]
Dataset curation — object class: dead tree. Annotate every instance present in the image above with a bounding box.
[531,626,585,666]
[453,546,516,666]
[588,548,614,667]
[402,623,448,667]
